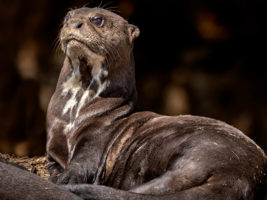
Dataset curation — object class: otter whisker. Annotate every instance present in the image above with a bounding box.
[81,2,91,9]
[100,1,114,10]
[51,35,62,55]
[104,6,119,14]
[97,0,104,9]
[107,43,122,63]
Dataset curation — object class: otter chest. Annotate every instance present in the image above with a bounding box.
[60,67,108,134]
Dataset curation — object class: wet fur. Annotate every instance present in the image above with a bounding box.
[46,7,267,200]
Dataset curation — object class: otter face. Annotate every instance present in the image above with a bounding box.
[60,7,140,68]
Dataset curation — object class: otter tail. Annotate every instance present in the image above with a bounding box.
[62,179,267,200]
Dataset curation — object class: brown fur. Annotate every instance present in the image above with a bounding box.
[46,7,267,200]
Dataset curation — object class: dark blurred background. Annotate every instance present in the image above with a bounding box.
[0,0,266,156]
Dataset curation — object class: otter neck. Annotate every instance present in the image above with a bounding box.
[69,51,136,97]
[61,52,137,133]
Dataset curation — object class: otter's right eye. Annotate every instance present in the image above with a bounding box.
[90,16,104,27]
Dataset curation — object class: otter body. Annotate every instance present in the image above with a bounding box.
[46,7,267,200]
[0,155,82,200]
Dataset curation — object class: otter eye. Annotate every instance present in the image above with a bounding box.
[90,16,104,27]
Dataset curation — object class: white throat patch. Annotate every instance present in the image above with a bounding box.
[61,63,109,134]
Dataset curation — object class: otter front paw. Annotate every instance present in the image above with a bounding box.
[56,162,95,184]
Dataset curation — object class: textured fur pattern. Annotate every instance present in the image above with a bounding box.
[46,7,267,200]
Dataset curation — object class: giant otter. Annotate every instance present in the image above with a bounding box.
[46,7,267,200]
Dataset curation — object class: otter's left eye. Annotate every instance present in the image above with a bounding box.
[90,16,104,27]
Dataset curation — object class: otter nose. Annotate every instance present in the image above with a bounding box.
[75,22,83,29]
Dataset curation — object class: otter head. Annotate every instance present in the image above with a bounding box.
[58,7,139,124]
[60,7,140,79]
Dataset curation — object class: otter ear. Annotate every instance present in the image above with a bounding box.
[128,24,140,43]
